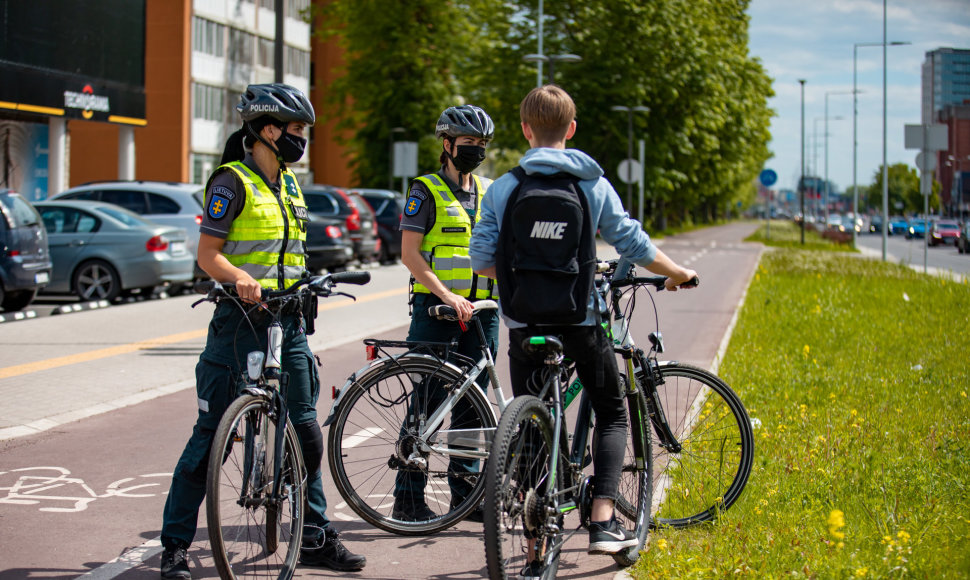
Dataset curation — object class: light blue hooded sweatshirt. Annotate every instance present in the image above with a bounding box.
[469,147,659,328]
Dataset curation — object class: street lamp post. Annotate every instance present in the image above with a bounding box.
[611,105,650,214]
[523,53,582,85]
[853,39,909,250]
[813,114,843,222]
[800,79,806,244]
[825,91,853,226]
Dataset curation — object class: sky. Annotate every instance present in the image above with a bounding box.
[746,0,970,194]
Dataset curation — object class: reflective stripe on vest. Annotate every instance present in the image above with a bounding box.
[207,161,308,290]
[412,173,498,300]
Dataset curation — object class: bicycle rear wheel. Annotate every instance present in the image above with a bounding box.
[327,355,495,535]
[642,362,754,528]
[483,396,562,580]
[207,394,305,580]
[610,386,653,566]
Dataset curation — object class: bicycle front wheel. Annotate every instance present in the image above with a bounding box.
[327,355,495,535]
[643,362,754,528]
[207,394,305,580]
[483,396,561,580]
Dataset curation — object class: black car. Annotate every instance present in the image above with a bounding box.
[304,213,354,272]
[0,190,53,311]
[354,188,405,264]
[302,185,380,264]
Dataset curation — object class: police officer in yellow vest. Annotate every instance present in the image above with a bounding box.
[394,105,500,523]
[159,84,365,579]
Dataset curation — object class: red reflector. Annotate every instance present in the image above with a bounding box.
[195,215,203,225]
[326,225,342,238]
[7,249,20,257]
[332,385,339,399]
[366,344,377,360]
[146,235,170,252]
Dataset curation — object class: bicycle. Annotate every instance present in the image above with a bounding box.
[195,270,370,580]
[323,299,513,535]
[604,260,754,528]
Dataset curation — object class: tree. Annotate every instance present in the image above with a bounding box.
[865,163,937,215]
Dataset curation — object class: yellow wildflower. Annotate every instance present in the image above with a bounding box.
[827,509,846,539]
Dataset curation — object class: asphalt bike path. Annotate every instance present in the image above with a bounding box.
[0,223,762,579]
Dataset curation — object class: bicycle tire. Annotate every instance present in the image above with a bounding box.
[642,362,754,528]
[483,395,562,580]
[327,355,495,535]
[610,386,653,566]
[207,394,305,580]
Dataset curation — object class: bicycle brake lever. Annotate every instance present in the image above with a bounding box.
[331,290,356,301]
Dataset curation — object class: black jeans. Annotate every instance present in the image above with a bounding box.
[508,324,627,501]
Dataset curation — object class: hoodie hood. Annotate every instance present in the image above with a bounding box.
[519,147,604,181]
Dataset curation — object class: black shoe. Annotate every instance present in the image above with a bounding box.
[300,528,366,572]
[519,559,544,579]
[160,546,191,579]
[588,517,637,555]
[451,497,485,523]
[392,496,437,521]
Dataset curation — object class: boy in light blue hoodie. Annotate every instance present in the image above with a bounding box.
[470,85,696,577]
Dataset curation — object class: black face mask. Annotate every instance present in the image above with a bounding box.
[449,144,486,173]
[275,132,307,164]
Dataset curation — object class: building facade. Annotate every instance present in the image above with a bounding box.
[0,0,353,201]
[922,48,970,215]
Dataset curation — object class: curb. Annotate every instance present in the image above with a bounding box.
[49,299,112,315]
[0,309,40,324]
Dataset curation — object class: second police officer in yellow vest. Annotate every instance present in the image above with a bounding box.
[394,105,500,523]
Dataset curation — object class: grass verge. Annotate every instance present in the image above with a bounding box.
[633,248,970,578]
[745,219,858,252]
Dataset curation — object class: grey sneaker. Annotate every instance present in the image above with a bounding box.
[587,517,637,554]
[160,546,191,579]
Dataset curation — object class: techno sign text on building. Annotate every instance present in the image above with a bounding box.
[63,85,111,119]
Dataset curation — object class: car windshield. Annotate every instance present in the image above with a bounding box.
[937,222,958,230]
[98,205,154,227]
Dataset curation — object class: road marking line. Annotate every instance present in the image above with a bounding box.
[74,536,163,580]
[342,426,384,448]
[0,286,408,380]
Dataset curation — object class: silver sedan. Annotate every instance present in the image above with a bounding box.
[34,200,195,301]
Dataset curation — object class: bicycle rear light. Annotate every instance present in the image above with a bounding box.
[366,344,377,360]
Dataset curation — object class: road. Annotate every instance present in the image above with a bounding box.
[0,223,762,580]
[854,231,969,278]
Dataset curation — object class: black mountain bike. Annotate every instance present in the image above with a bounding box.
[195,271,370,580]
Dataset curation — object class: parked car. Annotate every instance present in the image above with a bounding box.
[959,222,970,254]
[353,188,405,264]
[888,216,909,236]
[302,185,380,263]
[0,190,53,311]
[51,181,205,278]
[304,213,354,272]
[868,215,883,234]
[825,214,845,232]
[906,219,927,239]
[928,219,960,246]
[34,200,194,301]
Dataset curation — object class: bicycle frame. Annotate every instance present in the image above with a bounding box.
[324,302,513,462]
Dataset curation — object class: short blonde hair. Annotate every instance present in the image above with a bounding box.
[519,85,575,145]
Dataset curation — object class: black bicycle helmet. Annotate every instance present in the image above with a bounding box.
[236,83,315,125]
[435,105,494,140]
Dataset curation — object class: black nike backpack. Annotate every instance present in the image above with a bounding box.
[495,167,596,325]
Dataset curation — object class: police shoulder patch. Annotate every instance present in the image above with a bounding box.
[404,195,423,216]
[210,185,235,200]
[208,194,231,220]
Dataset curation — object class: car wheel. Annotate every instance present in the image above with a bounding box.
[73,259,122,302]
[1,289,38,312]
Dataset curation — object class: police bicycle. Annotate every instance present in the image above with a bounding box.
[194,271,370,580]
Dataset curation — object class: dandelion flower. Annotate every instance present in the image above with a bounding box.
[827,509,846,539]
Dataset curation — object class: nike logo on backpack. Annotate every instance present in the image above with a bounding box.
[530,221,567,240]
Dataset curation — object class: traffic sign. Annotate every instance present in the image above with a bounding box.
[759,169,777,187]
[617,159,642,184]
[915,152,936,172]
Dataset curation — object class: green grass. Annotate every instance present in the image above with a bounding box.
[746,219,858,252]
[633,249,970,579]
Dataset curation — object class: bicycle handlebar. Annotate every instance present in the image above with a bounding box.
[194,270,371,301]
[611,275,699,291]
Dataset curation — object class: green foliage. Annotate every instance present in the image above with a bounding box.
[633,250,970,579]
[313,0,774,229]
[865,163,939,215]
